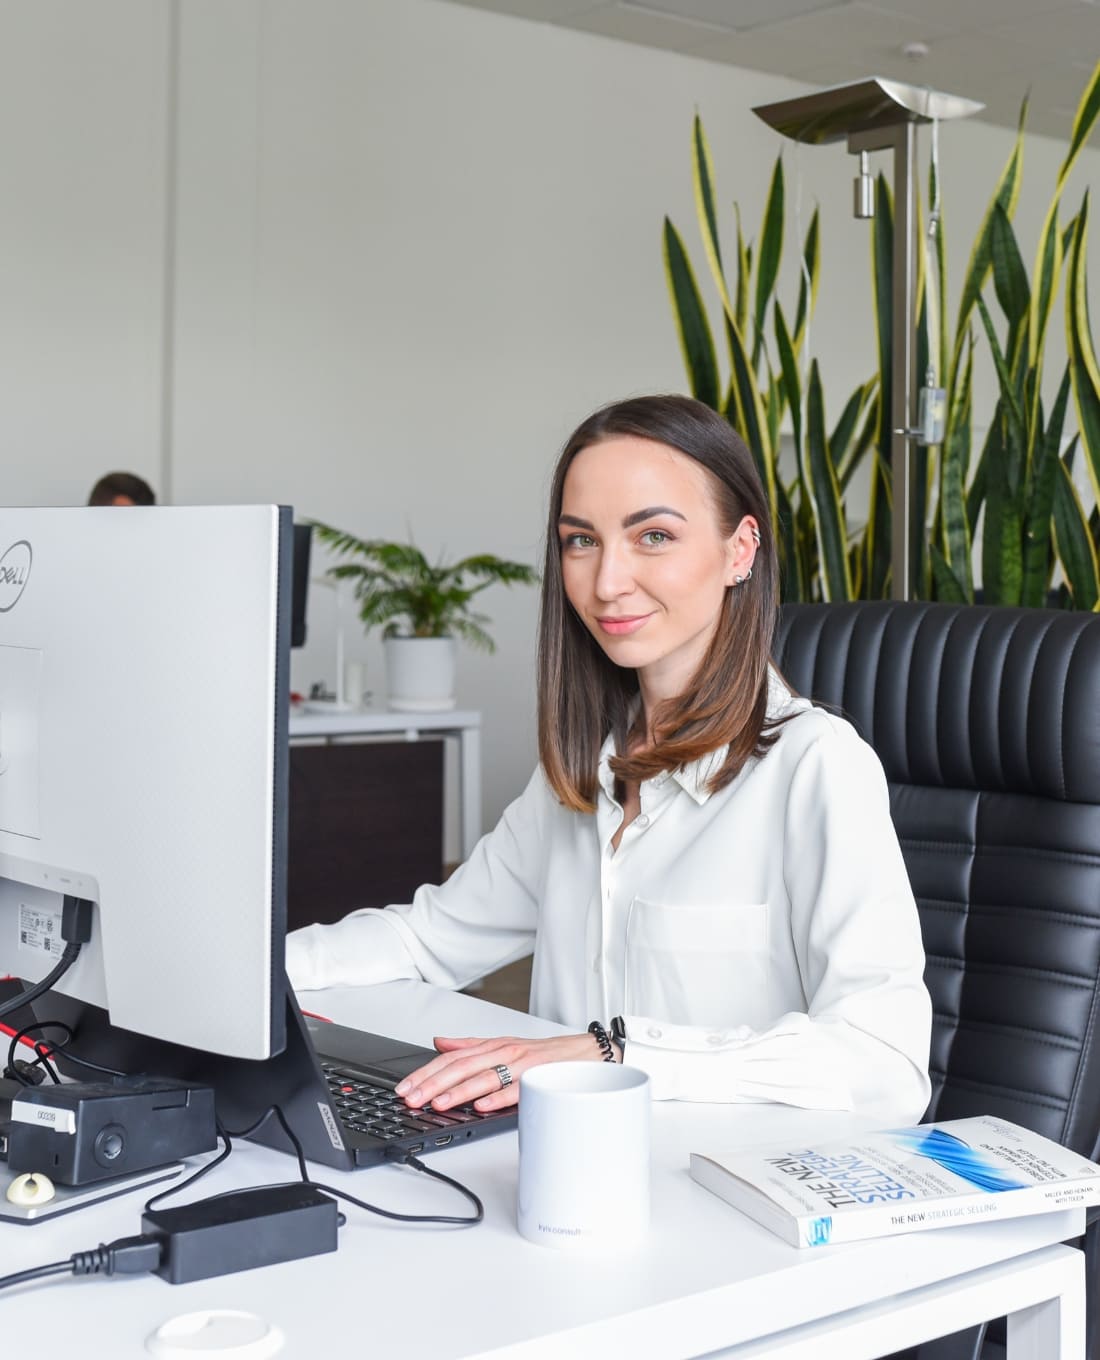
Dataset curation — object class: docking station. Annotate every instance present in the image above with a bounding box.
[7,1077,216,1185]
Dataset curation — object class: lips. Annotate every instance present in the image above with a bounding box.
[596,613,654,637]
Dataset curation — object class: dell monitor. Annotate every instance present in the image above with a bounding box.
[0,505,291,1063]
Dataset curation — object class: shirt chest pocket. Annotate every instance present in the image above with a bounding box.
[624,897,772,1031]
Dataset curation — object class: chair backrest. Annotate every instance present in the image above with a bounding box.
[774,600,1100,1157]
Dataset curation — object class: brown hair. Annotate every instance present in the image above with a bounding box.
[537,394,781,813]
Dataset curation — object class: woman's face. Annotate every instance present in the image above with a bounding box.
[558,435,757,706]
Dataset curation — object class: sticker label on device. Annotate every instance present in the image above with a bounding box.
[11,1102,76,1134]
[18,902,64,957]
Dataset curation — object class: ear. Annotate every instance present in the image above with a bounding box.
[724,515,760,586]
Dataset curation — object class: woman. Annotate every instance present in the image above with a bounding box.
[287,395,932,1123]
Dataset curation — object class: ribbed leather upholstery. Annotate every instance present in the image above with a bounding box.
[776,601,1100,1359]
[774,601,1100,1159]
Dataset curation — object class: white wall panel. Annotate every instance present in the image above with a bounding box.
[0,0,168,507]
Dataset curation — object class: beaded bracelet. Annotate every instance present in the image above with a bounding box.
[587,1019,616,1062]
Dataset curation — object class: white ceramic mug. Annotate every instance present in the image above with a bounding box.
[517,1061,650,1250]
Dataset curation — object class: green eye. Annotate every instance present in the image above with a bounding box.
[640,530,670,546]
[563,533,596,549]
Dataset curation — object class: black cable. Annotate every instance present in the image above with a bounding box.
[311,1149,484,1226]
[6,1020,127,1082]
[143,1123,234,1213]
[0,1261,75,1291]
[146,1100,482,1228]
[227,1105,483,1226]
[0,945,81,1022]
[226,1106,310,1185]
[6,1023,66,1085]
[0,1236,162,1293]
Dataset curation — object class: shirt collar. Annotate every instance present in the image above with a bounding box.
[596,666,802,807]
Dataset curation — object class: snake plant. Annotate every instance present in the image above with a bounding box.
[665,60,1100,608]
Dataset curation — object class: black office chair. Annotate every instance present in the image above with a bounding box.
[774,600,1100,1360]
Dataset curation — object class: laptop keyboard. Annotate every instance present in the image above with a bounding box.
[321,1063,493,1144]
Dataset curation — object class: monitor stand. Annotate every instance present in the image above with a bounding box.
[0,1161,183,1225]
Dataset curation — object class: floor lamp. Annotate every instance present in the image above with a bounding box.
[753,78,982,600]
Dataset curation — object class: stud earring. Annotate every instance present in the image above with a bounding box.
[734,574,745,586]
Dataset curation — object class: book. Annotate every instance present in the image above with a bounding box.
[690,1115,1100,1248]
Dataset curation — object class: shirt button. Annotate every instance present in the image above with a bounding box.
[635,814,649,829]
[591,955,600,973]
[706,1033,726,1046]
[647,1026,662,1040]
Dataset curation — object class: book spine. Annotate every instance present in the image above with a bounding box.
[794,1177,1100,1248]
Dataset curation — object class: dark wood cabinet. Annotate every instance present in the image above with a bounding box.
[286,739,444,932]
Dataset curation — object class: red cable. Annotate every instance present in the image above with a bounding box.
[0,1021,39,1051]
[0,978,40,1050]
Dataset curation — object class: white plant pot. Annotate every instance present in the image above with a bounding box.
[384,635,457,712]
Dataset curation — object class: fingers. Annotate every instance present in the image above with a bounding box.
[396,1039,523,1113]
[393,1033,601,1115]
[432,1035,483,1052]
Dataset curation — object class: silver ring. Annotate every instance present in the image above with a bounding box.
[493,1063,513,1089]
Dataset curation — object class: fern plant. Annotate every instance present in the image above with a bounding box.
[310,523,539,652]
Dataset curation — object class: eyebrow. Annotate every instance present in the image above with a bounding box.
[558,505,688,532]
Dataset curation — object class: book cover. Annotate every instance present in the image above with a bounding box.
[690,1115,1100,1248]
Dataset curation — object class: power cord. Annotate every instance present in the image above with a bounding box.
[224,1105,484,1226]
[6,1019,128,1085]
[143,1121,235,1211]
[0,898,95,1023]
[0,1236,162,1292]
[5,1020,130,1087]
[0,1101,483,1295]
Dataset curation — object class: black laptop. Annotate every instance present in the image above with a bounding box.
[298,1009,517,1168]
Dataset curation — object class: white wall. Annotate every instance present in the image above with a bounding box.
[2,0,1097,845]
[0,0,169,505]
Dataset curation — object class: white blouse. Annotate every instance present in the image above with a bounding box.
[287,678,933,1123]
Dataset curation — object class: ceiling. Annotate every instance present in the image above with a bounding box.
[441,0,1100,140]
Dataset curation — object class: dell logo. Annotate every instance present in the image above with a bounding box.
[0,540,31,612]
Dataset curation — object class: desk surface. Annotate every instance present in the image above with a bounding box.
[0,984,1083,1359]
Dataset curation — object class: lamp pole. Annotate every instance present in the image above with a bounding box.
[849,120,920,599]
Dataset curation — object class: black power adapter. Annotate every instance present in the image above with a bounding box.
[141,1184,340,1283]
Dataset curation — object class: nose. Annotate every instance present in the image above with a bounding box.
[593,541,635,601]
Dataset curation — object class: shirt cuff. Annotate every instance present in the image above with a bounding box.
[620,1013,855,1109]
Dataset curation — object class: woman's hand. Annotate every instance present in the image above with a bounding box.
[395,1032,601,1112]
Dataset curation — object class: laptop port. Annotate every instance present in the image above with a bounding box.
[407,1142,425,1155]
[433,1134,454,1147]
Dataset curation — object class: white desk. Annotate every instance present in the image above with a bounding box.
[0,984,1085,1359]
[289,707,482,860]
